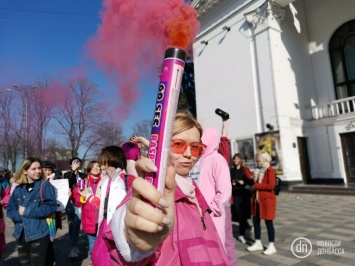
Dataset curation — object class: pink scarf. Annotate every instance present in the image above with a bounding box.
[175,174,195,198]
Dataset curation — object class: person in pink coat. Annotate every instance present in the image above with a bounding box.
[190,127,236,265]
[72,160,101,264]
[104,112,229,265]
[0,175,10,264]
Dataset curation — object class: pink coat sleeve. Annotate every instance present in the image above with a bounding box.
[210,155,232,216]
[72,186,83,207]
[1,186,10,207]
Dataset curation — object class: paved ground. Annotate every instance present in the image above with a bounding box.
[2,192,355,265]
[3,211,90,266]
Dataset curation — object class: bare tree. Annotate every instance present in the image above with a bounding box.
[0,86,23,172]
[30,77,55,158]
[11,84,42,159]
[43,138,72,170]
[0,89,16,171]
[130,119,152,140]
[53,77,108,160]
[90,121,125,157]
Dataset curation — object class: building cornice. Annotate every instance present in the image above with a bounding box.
[191,0,225,18]
[245,0,286,34]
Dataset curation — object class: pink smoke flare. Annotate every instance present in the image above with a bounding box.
[86,0,200,119]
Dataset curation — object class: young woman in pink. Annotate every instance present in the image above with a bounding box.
[72,160,101,264]
[107,112,230,265]
[0,174,10,264]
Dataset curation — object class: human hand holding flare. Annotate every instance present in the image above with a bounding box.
[122,0,199,254]
[125,158,176,252]
[143,2,199,194]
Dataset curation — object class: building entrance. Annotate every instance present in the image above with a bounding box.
[297,137,311,184]
[340,132,355,183]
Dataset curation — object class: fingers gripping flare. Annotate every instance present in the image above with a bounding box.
[126,197,171,233]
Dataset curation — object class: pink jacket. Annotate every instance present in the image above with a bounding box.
[104,183,229,265]
[190,127,232,248]
[73,175,101,234]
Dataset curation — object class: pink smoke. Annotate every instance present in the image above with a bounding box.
[37,67,88,108]
[39,79,69,107]
[86,0,200,118]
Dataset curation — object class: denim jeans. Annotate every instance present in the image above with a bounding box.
[87,233,97,262]
[253,203,275,242]
[65,201,81,247]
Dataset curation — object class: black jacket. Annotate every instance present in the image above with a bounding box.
[230,166,253,198]
[63,171,87,191]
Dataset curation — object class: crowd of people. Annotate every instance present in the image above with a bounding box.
[0,109,278,266]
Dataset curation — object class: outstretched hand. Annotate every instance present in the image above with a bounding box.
[124,158,176,252]
[130,135,150,147]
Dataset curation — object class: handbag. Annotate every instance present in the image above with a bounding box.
[40,180,57,242]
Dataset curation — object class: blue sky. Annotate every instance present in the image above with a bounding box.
[0,0,159,137]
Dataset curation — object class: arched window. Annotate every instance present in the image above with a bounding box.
[329,20,355,99]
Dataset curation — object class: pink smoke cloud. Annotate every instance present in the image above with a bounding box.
[86,0,200,119]
[36,67,88,108]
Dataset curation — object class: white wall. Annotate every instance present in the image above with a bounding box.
[193,2,263,139]
[266,0,318,181]
[300,0,355,180]
[305,117,355,180]
[305,0,355,104]
[193,0,355,182]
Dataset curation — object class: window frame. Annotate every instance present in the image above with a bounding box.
[329,20,355,99]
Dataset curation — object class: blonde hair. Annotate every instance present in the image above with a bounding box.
[173,111,203,138]
[257,152,272,163]
[13,157,44,185]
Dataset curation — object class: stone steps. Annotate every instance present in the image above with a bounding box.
[289,184,355,196]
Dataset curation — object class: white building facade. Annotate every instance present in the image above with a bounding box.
[191,0,355,185]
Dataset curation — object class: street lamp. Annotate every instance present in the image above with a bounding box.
[13,85,37,158]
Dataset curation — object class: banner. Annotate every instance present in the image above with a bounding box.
[255,131,283,175]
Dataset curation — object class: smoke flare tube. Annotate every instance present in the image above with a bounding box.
[145,47,187,194]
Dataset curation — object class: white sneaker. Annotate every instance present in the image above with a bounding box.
[247,240,263,251]
[68,247,79,259]
[263,243,277,255]
[238,236,246,243]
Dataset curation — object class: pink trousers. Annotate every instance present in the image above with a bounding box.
[225,206,237,266]
[91,219,110,266]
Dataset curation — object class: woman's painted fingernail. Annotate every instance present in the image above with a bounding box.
[145,162,157,172]
[157,226,163,231]
[162,217,171,225]
[158,198,169,208]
